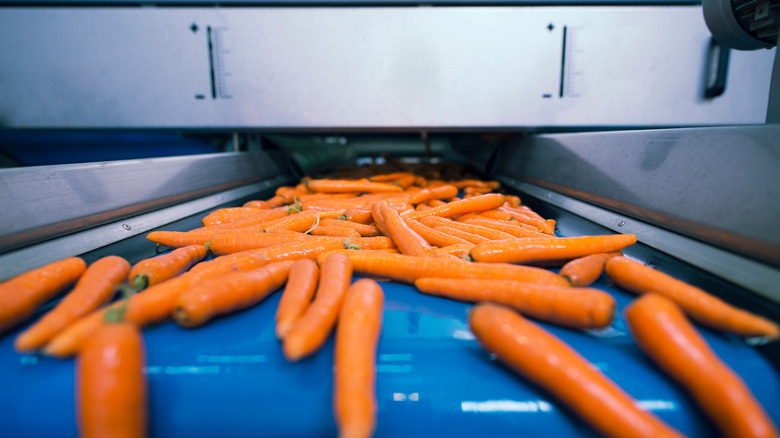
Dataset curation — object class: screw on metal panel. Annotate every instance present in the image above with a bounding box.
[618,220,626,227]
[122,224,131,231]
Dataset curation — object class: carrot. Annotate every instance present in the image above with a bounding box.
[309,226,362,239]
[369,171,414,182]
[370,201,390,236]
[128,245,207,290]
[173,261,294,328]
[44,252,270,358]
[418,216,515,241]
[407,184,458,205]
[404,218,471,247]
[505,195,522,207]
[470,234,637,264]
[283,253,353,361]
[320,218,381,237]
[433,244,474,258]
[498,207,555,235]
[14,256,131,353]
[477,210,546,233]
[625,293,779,438]
[146,229,226,247]
[298,192,362,202]
[433,226,489,244]
[306,178,403,193]
[558,251,622,287]
[344,209,374,225]
[244,195,286,209]
[402,193,506,220]
[190,206,291,233]
[606,257,780,339]
[0,257,87,336]
[469,303,684,438]
[381,205,436,257]
[263,211,344,233]
[206,231,311,256]
[334,279,384,438]
[462,218,550,238]
[415,277,615,329]
[77,315,147,438]
[276,259,320,339]
[202,207,263,226]
[322,251,570,287]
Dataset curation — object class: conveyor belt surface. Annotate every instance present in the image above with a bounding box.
[1,196,777,438]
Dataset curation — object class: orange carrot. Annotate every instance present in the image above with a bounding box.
[320,218,381,237]
[433,226,489,244]
[206,231,311,256]
[407,184,458,205]
[370,201,390,236]
[505,195,522,207]
[190,206,291,232]
[128,245,208,290]
[173,261,294,328]
[369,171,414,182]
[404,218,471,247]
[0,257,87,336]
[470,234,637,264]
[402,193,506,220]
[461,217,550,238]
[146,229,227,247]
[344,209,374,225]
[276,259,320,339]
[306,178,403,193]
[433,244,475,258]
[498,207,555,235]
[469,303,684,438]
[381,205,435,257]
[263,210,344,233]
[244,195,286,209]
[309,226,362,238]
[283,253,353,361]
[44,252,269,358]
[321,251,570,287]
[606,257,779,339]
[77,317,147,438]
[14,256,131,353]
[415,277,615,329]
[202,207,263,226]
[418,216,515,241]
[558,251,622,287]
[625,294,779,438]
[477,210,546,233]
[334,279,384,438]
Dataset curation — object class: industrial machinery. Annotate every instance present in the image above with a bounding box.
[0,0,778,435]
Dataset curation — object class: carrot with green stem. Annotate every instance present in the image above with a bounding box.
[606,256,779,339]
[334,279,384,438]
[0,257,87,336]
[319,251,570,287]
[469,303,684,438]
[128,245,207,290]
[77,287,147,438]
[415,277,615,329]
[381,205,436,257]
[173,261,294,328]
[14,256,131,353]
[625,293,778,438]
[276,259,320,339]
[283,253,353,361]
[44,252,270,358]
[471,234,637,264]
[402,193,506,220]
[558,251,622,287]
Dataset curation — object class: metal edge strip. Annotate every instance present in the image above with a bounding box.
[0,175,291,281]
[498,177,780,303]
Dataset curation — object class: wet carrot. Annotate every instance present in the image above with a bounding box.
[283,253,353,361]
[404,218,471,247]
[471,234,637,264]
[190,207,291,233]
[416,277,615,329]
[433,244,474,258]
[202,207,263,226]
[461,217,550,238]
[44,252,269,358]
[0,257,87,336]
[276,259,320,339]
[418,216,515,241]
[477,210,546,233]
[14,256,131,353]
[469,303,684,438]
[207,231,311,256]
[263,211,344,233]
[625,294,779,438]
[321,251,570,287]
[407,184,458,205]
[334,279,384,438]
[402,193,506,220]
[77,318,147,438]
[606,257,779,339]
[128,245,208,290]
[146,229,226,247]
[173,261,294,328]
[381,205,435,257]
[433,226,489,244]
[309,226,362,238]
[558,252,622,287]
[320,218,381,237]
[306,178,403,193]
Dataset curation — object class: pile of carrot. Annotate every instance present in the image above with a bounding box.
[0,159,777,438]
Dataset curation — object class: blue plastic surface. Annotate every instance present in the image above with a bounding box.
[1,271,778,437]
